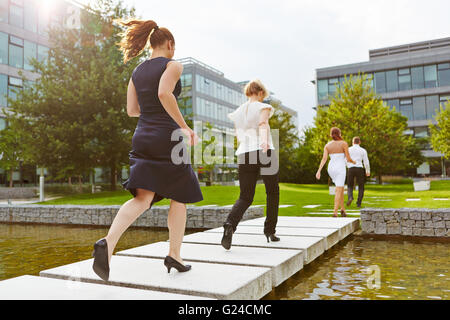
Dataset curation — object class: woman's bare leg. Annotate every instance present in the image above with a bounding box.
[340,188,346,212]
[167,200,187,265]
[103,188,155,264]
[334,187,344,217]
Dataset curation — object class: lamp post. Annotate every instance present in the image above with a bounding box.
[39,167,45,202]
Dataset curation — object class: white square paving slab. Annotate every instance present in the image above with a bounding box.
[240,217,360,240]
[39,255,272,300]
[0,275,209,300]
[205,226,340,250]
[117,242,303,287]
[181,232,325,264]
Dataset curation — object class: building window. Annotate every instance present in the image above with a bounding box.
[0,32,7,65]
[400,99,413,121]
[386,99,399,111]
[0,74,7,107]
[328,78,338,97]
[9,35,23,69]
[8,76,22,103]
[38,6,49,36]
[374,72,386,94]
[414,127,428,138]
[440,95,450,108]
[425,95,439,120]
[412,96,426,121]
[317,79,328,100]
[398,68,411,91]
[0,0,8,23]
[24,40,37,71]
[24,0,37,33]
[411,66,424,90]
[386,70,398,92]
[37,45,49,63]
[437,63,450,87]
[424,65,438,88]
[9,0,24,28]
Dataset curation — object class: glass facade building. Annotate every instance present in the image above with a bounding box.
[0,0,81,184]
[315,37,450,176]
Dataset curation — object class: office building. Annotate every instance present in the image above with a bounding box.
[0,0,82,185]
[315,37,450,176]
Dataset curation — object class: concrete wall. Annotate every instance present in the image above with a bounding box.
[361,208,450,237]
[0,205,264,229]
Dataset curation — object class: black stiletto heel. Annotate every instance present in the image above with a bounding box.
[92,238,110,281]
[341,209,347,217]
[264,233,280,242]
[221,223,233,250]
[164,256,191,273]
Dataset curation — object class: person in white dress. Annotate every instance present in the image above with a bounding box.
[316,128,355,217]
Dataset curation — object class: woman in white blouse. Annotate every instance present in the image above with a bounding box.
[221,79,280,250]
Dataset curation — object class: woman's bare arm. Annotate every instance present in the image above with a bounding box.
[343,141,356,164]
[126,78,140,117]
[158,61,189,129]
[316,145,329,179]
[259,108,271,153]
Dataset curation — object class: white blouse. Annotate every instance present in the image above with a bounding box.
[228,101,275,155]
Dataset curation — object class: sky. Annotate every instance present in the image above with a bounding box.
[78,0,450,132]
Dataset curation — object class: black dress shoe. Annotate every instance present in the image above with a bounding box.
[92,238,109,281]
[264,233,280,243]
[164,256,191,273]
[346,198,353,206]
[221,223,233,250]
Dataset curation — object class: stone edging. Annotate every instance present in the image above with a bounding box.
[360,208,450,237]
[0,205,264,229]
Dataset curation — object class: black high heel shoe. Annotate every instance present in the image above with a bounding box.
[341,209,347,217]
[164,256,191,273]
[264,233,280,243]
[91,238,109,281]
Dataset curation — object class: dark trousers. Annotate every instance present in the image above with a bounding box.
[347,167,366,206]
[225,150,279,235]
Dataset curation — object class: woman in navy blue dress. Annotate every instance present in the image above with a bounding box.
[91,19,203,281]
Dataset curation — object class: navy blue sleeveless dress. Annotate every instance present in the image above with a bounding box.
[122,57,203,207]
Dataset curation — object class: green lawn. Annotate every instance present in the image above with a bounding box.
[40,180,450,217]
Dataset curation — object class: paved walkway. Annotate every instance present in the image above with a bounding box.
[0,216,360,300]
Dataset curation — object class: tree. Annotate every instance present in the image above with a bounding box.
[430,101,450,158]
[0,121,30,187]
[312,74,425,184]
[268,101,300,182]
[6,0,140,190]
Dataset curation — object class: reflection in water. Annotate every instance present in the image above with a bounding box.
[264,236,449,300]
[1,223,449,300]
[0,223,197,281]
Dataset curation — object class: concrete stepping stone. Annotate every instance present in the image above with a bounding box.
[205,225,340,250]
[0,275,209,300]
[39,255,272,300]
[116,242,303,287]
[279,205,294,208]
[406,199,421,201]
[303,205,321,208]
[433,198,449,201]
[240,217,360,240]
[181,232,325,265]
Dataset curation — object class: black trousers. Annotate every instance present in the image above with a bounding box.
[225,150,279,235]
[347,167,366,206]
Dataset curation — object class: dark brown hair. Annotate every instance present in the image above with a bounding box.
[330,127,343,141]
[353,136,361,144]
[116,19,175,63]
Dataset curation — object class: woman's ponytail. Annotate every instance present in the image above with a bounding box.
[116,19,175,64]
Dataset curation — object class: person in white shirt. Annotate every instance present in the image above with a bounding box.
[346,137,370,208]
[221,79,280,250]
